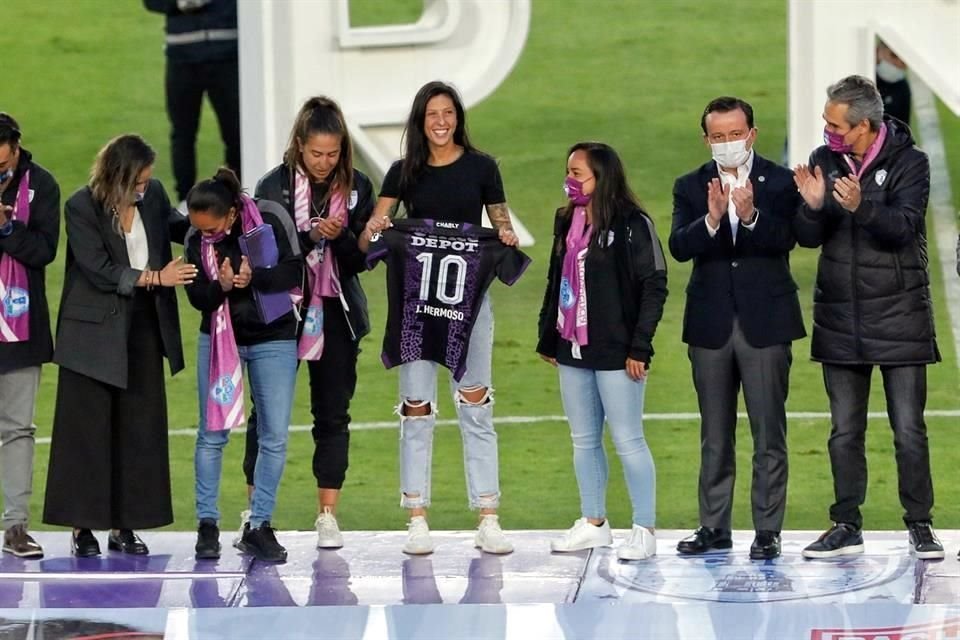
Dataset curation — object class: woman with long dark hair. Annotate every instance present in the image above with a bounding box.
[360,81,519,555]
[241,96,374,549]
[184,168,302,563]
[537,142,668,560]
[44,134,196,557]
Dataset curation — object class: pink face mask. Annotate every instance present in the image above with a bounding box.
[824,128,853,154]
[564,176,592,206]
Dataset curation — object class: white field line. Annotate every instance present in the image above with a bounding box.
[31,410,960,445]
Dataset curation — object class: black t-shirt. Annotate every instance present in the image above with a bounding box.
[379,151,505,225]
[366,218,530,380]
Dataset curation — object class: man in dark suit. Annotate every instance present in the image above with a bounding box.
[668,97,805,560]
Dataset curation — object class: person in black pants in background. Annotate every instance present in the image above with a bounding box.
[144,0,240,206]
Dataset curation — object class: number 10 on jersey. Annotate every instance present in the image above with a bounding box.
[416,252,467,305]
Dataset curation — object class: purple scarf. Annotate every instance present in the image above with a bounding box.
[0,171,31,342]
[844,123,887,179]
[201,195,264,431]
[557,206,591,353]
[293,169,345,361]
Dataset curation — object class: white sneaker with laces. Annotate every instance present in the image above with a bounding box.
[551,518,613,552]
[315,508,344,549]
[474,514,514,554]
[617,524,656,561]
[403,516,434,555]
[232,509,251,549]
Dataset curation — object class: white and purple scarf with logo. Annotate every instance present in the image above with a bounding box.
[557,206,591,358]
[0,170,31,342]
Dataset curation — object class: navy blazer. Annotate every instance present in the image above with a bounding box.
[54,180,185,388]
[668,153,805,349]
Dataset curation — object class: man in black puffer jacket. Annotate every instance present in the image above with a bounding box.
[793,75,942,561]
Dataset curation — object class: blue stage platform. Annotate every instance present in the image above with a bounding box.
[0,529,957,638]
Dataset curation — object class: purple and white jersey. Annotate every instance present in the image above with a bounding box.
[366,218,531,380]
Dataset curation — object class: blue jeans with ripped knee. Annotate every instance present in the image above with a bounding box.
[397,295,500,510]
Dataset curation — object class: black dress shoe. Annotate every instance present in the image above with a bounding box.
[71,529,101,558]
[750,530,781,560]
[108,529,149,555]
[676,526,733,555]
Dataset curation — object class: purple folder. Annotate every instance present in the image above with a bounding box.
[239,223,293,324]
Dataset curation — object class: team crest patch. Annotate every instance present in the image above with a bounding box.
[2,287,29,318]
[875,169,888,186]
[211,375,236,405]
[349,190,358,210]
[559,277,575,309]
[303,305,323,336]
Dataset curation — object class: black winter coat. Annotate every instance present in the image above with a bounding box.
[794,117,939,365]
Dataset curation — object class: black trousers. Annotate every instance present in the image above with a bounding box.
[689,319,792,532]
[43,295,173,530]
[244,298,359,489]
[822,363,934,528]
[165,57,241,201]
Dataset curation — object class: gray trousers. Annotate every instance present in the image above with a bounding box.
[0,366,40,530]
[689,320,791,532]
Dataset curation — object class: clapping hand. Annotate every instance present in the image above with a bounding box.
[217,254,235,292]
[233,255,252,289]
[731,180,754,222]
[706,178,729,229]
[832,174,862,212]
[793,164,826,210]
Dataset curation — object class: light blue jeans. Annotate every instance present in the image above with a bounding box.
[558,364,656,527]
[398,295,499,510]
[195,334,297,528]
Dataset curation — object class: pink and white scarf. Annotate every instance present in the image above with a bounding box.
[201,195,264,431]
[557,206,591,357]
[293,168,345,360]
[0,170,31,342]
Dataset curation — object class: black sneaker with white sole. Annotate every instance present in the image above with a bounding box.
[237,521,287,563]
[802,522,864,559]
[907,521,944,560]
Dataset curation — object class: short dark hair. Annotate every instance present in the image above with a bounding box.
[0,113,22,147]
[700,97,754,135]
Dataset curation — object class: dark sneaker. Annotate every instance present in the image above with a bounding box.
[907,521,944,560]
[802,523,864,559]
[195,519,221,560]
[237,521,287,563]
[749,530,781,560]
[3,524,43,558]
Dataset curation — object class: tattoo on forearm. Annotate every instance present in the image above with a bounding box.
[487,203,513,230]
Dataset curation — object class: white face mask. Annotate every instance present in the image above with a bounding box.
[710,139,751,169]
[876,59,907,84]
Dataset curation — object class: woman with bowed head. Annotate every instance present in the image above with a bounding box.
[184,168,302,563]
[44,134,195,557]
[537,142,668,560]
[360,81,520,555]
[243,96,374,549]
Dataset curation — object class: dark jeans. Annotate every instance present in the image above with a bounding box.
[244,299,358,489]
[822,363,934,528]
[165,57,241,201]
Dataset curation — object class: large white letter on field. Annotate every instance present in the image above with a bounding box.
[238,0,534,244]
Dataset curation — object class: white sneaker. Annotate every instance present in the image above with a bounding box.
[551,518,613,552]
[617,525,656,561]
[474,515,514,554]
[315,508,344,549]
[232,509,251,549]
[403,516,434,555]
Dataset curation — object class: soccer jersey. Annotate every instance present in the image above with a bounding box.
[367,218,531,380]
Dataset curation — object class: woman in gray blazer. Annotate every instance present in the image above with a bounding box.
[43,135,198,557]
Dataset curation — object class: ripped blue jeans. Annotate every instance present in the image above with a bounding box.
[397,295,500,510]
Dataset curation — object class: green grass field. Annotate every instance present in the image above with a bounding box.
[5,0,960,535]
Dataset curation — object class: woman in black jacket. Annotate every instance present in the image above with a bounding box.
[44,134,196,557]
[536,142,668,561]
[237,97,374,550]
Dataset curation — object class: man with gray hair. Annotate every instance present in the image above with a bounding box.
[793,75,942,560]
